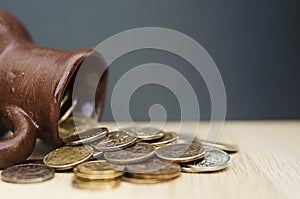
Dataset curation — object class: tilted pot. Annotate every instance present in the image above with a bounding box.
[0,10,108,169]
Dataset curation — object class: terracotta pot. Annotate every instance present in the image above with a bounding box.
[0,10,108,169]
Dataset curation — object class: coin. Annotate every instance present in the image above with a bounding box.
[43,145,93,170]
[63,127,108,146]
[76,160,124,175]
[131,171,180,180]
[74,170,124,180]
[122,163,180,184]
[155,143,205,163]
[104,142,155,164]
[147,132,178,146]
[59,91,72,124]
[121,126,164,141]
[58,115,100,139]
[181,147,230,173]
[122,174,171,184]
[91,131,137,151]
[128,163,181,180]
[74,169,124,180]
[197,139,239,153]
[60,90,71,108]
[126,157,181,175]
[1,164,55,183]
[93,150,104,159]
[74,168,124,180]
[72,177,120,190]
[59,99,77,124]
[22,159,44,164]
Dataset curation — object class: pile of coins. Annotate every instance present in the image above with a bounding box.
[1,115,238,189]
[1,96,238,189]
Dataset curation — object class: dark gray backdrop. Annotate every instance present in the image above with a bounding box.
[1,0,299,120]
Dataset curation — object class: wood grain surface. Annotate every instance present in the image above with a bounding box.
[1,121,299,199]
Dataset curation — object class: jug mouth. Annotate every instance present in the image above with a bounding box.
[53,49,108,145]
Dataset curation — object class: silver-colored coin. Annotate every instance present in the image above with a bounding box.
[181,147,230,172]
[1,164,55,183]
[155,143,205,163]
[104,143,155,164]
[63,127,108,146]
[121,126,164,141]
[91,131,137,151]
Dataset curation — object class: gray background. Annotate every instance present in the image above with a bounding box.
[1,0,299,121]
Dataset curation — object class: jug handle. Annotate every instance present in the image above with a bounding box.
[0,105,37,169]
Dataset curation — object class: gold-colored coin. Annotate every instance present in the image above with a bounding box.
[59,99,77,124]
[63,127,108,146]
[104,142,155,164]
[124,158,181,183]
[43,145,93,170]
[147,132,178,146]
[74,169,124,180]
[155,143,205,163]
[58,114,101,139]
[60,90,70,108]
[76,160,124,175]
[72,177,120,190]
[1,164,55,184]
[91,131,137,151]
[59,91,73,124]
[131,170,180,180]
[122,174,178,184]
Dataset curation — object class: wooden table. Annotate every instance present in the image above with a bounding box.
[1,121,299,199]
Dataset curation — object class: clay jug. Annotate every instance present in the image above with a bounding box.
[0,10,108,168]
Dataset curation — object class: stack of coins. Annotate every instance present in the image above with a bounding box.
[72,160,124,190]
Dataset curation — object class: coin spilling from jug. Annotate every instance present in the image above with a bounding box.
[1,108,238,190]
